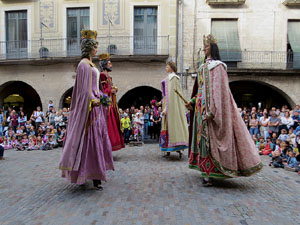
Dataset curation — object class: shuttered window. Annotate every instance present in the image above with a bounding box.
[288,21,300,69]
[211,19,242,62]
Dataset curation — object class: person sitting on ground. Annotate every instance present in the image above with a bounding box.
[15,127,23,138]
[3,136,12,150]
[36,136,44,150]
[11,136,18,149]
[283,150,299,171]
[257,136,265,153]
[278,129,289,142]
[261,137,273,156]
[18,134,29,151]
[269,150,283,168]
[27,137,36,151]
[28,126,36,137]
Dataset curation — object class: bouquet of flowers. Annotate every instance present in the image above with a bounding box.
[100,94,111,107]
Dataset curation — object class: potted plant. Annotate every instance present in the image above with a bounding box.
[107,44,117,55]
[39,47,49,58]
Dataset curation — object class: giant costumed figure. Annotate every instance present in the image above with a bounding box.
[99,53,125,151]
[186,35,263,186]
[59,30,114,190]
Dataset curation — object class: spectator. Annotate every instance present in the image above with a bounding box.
[36,136,44,150]
[292,109,300,129]
[249,113,259,137]
[9,110,19,132]
[121,113,131,144]
[259,112,269,140]
[149,111,155,139]
[0,137,4,160]
[280,111,294,133]
[278,129,289,142]
[48,100,54,110]
[243,114,250,130]
[269,150,284,168]
[143,108,149,139]
[0,109,4,137]
[34,107,44,129]
[55,111,64,129]
[268,111,281,136]
[18,111,27,127]
[284,150,298,171]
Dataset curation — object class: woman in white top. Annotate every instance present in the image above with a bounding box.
[259,112,270,140]
[280,111,294,132]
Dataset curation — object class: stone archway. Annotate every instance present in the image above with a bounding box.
[60,87,73,109]
[0,81,42,115]
[118,86,162,110]
[229,80,292,109]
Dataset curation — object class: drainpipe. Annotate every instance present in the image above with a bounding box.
[180,0,184,88]
[175,0,179,64]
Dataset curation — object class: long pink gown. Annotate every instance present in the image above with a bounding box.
[59,59,114,184]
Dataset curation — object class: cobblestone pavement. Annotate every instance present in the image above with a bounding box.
[1,144,300,225]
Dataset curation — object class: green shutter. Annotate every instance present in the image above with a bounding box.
[211,20,242,62]
[288,21,300,69]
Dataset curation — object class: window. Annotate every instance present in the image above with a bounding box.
[67,8,90,56]
[134,7,157,55]
[287,20,300,69]
[5,10,28,59]
[211,19,242,62]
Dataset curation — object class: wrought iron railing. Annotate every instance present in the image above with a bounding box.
[0,36,170,60]
[198,50,300,69]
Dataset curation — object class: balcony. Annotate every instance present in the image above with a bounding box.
[0,36,169,63]
[206,0,246,6]
[198,50,300,70]
[283,0,300,6]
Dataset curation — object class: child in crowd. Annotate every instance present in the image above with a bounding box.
[36,136,44,150]
[3,137,12,150]
[11,136,18,149]
[278,129,289,142]
[17,135,29,151]
[261,137,273,155]
[269,150,284,168]
[28,126,36,137]
[44,136,56,150]
[27,137,36,151]
[15,127,23,138]
[257,136,265,153]
[25,120,32,134]
[284,150,299,171]
[288,128,296,146]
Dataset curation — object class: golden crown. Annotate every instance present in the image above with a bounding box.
[81,30,98,40]
[99,53,110,61]
[203,34,218,45]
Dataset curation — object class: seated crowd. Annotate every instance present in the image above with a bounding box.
[240,105,300,175]
[0,101,67,155]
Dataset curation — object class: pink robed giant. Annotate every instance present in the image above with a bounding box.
[189,60,263,178]
[59,59,114,184]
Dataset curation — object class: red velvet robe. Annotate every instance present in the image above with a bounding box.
[100,72,125,151]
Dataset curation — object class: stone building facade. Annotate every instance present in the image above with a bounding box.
[0,0,176,113]
[179,0,300,109]
[0,0,300,114]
